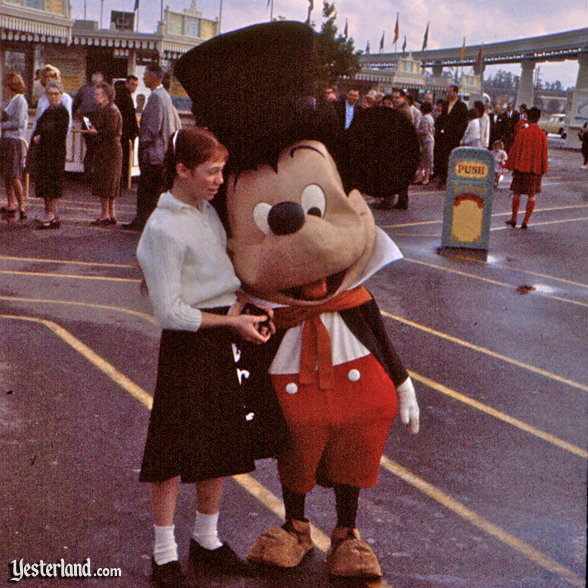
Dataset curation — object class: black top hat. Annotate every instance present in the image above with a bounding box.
[174,21,318,173]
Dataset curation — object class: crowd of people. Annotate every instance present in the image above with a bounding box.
[0,68,564,231]
[318,84,554,227]
[0,62,180,230]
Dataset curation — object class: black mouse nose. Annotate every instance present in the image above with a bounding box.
[267,201,306,235]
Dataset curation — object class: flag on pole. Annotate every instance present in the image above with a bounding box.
[365,40,370,54]
[134,0,140,11]
[460,37,466,60]
[475,44,483,69]
[344,18,348,38]
[422,22,429,51]
[402,36,407,53]
[393,13,399,44]
[379,31,385,52]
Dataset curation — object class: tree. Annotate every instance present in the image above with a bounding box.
[313,2,362,92]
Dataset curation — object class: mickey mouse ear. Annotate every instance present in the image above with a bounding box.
[174,21,317,172]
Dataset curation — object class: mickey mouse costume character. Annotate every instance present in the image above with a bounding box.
[174,21,420,579]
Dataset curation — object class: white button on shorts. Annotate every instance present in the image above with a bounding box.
[347,369,361,382]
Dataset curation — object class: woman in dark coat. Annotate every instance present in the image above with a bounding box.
[31,81,69,229]
[85,81,122,226]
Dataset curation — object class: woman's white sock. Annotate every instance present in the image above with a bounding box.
[192,511,222,550]
[153,524,178,565]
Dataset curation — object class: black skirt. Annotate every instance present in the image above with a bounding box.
[140,314,290,483]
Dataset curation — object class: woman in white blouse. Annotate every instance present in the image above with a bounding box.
[0,72,28,220]
[462,108,481,147]
[137,126,275,586]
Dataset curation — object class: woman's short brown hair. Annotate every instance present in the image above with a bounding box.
[95,81,115,104]
[162,126,229,191]
[3,72,25,94]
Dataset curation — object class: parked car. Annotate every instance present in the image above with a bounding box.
[539,113,567,138]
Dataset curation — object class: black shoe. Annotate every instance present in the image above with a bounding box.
[90,218,111,227]
[151,559,189,587]
[505,219,516,228]
[371,199,394,210]
[36,218,60,230]
[188,539,249,575]
[122,221,144,231]
[391,203,408,210]
[521,223,528,230]
[19,210,27,221]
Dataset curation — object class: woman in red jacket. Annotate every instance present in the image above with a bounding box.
[504,106,548,229]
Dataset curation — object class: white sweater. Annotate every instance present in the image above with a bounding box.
[137,191,241,331]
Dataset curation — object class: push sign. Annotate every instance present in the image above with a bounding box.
[441,147,495,255]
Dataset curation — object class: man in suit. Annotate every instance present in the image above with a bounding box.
[433,84,469,188]
[489,103,506,148]
[333,88,361,190]
[502,102,520,152]
[115,75,140,190]
[334,88,360,131]
[123,63,180,231]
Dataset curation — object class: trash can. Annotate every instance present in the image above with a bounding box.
[440,147,495,259]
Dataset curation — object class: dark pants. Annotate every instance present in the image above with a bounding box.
[134,163,164,227]
[120,137,135,189]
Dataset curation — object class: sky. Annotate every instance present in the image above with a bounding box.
[70,0,588,88]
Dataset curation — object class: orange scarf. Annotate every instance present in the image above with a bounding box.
[273,286,372,390]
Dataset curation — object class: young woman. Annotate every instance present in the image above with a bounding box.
[505,107,548,229]
[0,72,28,221]
[415,101,435,185]
[137,126,273,587]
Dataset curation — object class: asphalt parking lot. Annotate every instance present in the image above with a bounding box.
[1,142,586,587]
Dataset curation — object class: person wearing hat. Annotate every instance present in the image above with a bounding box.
[174,21,420,580]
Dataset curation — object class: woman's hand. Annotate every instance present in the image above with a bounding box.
[85,127,98,135]
[33,135,41,144]
[231,314,271,344]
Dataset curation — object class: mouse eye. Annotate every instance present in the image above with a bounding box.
[301,184,326,218]
[253,202,272,234]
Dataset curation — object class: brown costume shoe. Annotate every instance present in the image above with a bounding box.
[247,519,313,567]
[327,527,382,579]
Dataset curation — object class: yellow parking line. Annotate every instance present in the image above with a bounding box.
[2,313,582,585]
[404,257,588,308]
[491,217,588,232]
[379,456,585,588]
[0,295,156,324]
[445,256,588,289]
[1,314,153,409]
[380,310,588,393]
[381,204,588,229]
[0,254,138,269]
[8,295,582,458]
[409,370,587,458]
[0,269,141,283]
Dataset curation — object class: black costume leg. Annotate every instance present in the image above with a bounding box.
[282,485,307,523]
[334,484,361,528]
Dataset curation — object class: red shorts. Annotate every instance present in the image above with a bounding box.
[272,354,397,493]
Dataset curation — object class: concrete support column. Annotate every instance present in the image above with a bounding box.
[576,53,588,89]
[127,50,137,75]
[516,59,535,108]
[565,53,588,148]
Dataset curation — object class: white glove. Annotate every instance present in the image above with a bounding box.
[397,377,420,434]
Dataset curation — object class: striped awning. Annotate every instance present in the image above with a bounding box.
[0,14,70,42]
